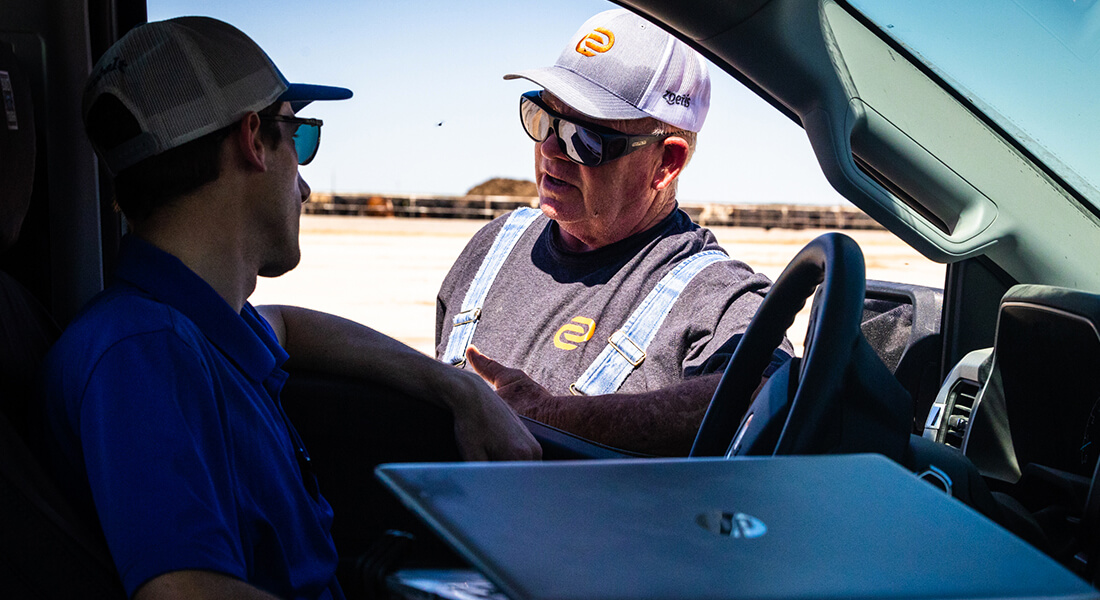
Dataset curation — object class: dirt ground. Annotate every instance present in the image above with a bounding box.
[250,215,946,357]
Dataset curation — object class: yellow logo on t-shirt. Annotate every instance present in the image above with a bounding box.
[553,316,595,350]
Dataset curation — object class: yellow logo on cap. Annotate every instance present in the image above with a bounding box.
[553,316,596,350]
[576,28,615,57]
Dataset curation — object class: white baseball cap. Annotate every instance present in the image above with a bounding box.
[83,16,352,174]
[505,9,710,132]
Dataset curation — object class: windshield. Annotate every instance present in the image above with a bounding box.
[847,0,1100,208]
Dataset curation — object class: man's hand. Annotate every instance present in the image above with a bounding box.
[466,346,557,421]
[441,362,543,461]
[467,345,726,456]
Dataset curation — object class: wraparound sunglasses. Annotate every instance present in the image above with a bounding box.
[519,90,681,167]
[260,114,323,166]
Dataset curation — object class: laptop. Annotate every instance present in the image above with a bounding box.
[375,454,1096,600]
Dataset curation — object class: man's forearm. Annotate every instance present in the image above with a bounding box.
[256,305,542,461]
[135,571,280,600]
[524,373,722,456]
[259,304,462,407]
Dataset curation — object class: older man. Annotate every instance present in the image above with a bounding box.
[437,9,791,456]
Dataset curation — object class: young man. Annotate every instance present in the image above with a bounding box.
[43,17,539,600]
[436,9,791,456]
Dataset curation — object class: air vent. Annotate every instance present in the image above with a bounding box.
[943,379,979,449]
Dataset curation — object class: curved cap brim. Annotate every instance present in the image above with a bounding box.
[504,66,649,122]
[279,83,353,113]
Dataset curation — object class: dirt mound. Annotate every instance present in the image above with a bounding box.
[466,178,537,197]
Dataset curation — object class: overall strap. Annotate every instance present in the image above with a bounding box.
[442,207,542,366]
[570,249,731,396]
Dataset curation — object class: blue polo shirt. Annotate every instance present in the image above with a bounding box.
[43,236,343,599]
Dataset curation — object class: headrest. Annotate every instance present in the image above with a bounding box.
[995,284,1100,477]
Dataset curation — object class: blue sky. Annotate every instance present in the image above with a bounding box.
[148,0,847,205]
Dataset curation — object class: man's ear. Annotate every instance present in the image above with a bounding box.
[234,112,267,172]
[653,135,690,191]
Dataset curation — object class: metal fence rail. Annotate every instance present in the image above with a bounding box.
[304,193,883,230]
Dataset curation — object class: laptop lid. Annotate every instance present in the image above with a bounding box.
[376,454,1096,600]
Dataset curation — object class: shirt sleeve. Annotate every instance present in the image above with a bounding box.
[676,263,794,379]
[684,333,793,378]
[76,330,246,596]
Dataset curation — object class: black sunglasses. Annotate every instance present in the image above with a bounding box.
[519,90,680,167]
[260,114,323,165]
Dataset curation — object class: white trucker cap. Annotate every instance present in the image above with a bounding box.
[83,16,352,174]
[505,9,710,132]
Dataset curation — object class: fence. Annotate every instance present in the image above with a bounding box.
[304,193,883,230]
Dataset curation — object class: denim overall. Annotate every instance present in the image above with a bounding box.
[443,207,730,395]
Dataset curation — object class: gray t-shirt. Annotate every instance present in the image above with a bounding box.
[436,208,791,395]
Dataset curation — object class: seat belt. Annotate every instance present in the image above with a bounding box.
[569,249,730,396]
[442,207,542,366]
